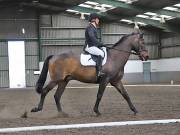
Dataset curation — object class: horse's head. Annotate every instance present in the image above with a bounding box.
[129,23,149,61]
[131,32,149,61]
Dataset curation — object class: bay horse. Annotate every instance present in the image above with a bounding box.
[31,30,149,116]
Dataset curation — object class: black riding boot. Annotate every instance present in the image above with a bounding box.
[96,55,104,78]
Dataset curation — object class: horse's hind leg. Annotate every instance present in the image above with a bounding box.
[54,80,68,112]
[31,81,57,112]
[110,80,138,115]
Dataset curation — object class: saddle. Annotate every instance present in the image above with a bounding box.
[80,47,107,66]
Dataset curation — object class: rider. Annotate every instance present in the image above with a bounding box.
[84,13,105,77]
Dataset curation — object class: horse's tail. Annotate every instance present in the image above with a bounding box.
[35,55,53,94]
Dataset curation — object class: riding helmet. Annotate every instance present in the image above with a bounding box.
[88,13,100,22]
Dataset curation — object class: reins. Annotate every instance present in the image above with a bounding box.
[106,46,139,55]
[104,32,146,56]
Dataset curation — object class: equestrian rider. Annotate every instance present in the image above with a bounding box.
[84,13,105,77]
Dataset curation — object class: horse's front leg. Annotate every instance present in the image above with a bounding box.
[111,80,138,115]
[94,78,109,116]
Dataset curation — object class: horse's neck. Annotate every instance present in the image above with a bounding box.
[111,41,132,67]
[114,39,132,50]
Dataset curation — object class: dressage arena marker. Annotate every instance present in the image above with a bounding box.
[0,119,180,133]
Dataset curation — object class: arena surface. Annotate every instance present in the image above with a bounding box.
[0,84,180,135]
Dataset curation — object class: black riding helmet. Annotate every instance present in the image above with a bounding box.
[88,13,100,22]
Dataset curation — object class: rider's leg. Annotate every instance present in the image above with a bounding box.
[85,45,104,58]
[96,55,104,77]
[85,46,105,77]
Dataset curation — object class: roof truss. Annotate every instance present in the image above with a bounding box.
[70,0,180,33]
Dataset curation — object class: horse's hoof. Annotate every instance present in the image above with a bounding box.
[94,111,101,116]
[94,109,100,116]
[133,110,138,115]
[31,107,41,112]
[21,111,28,118]
[96,112,101,117]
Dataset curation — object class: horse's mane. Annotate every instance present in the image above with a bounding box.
[113,33,135,47]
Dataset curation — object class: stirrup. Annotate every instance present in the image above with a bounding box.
[98,71,105,77]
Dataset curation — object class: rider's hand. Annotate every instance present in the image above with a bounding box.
[98,43,104,47]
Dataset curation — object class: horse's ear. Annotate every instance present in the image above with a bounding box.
[133,22,140,33]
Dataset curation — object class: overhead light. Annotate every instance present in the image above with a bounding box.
[160,15,174,20]
[80,13,85,20]
[163,7,179,11]
[66,9,79,13]
[174,3,180,7]
[125,0,138,4]
[79,4,92,8]
[151,16,161,21]
[125,0,132,4]
[18,8,24,12]
[32,0,39,3]
[137,22,147,26]
[117,0,127,2]
[18,4,24,12]
[160,15,172,18]
[101,4,114,8]
[94,5,103,10]
[144,12,157,16]
[85,1,99,6]
[136,14,149,19]
[22,28,25,34]
[120,19,133,24]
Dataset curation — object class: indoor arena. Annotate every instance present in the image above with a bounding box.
[0,0,180,134]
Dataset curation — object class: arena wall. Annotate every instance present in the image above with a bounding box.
[1,10,180,87]
[123,58,180,84]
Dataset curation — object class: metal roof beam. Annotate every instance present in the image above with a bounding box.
[21,2,65,12]
[126,17,180,33]
[71,6,121,20]
[90,0,180,18]
[42,0,87,7]
[71,5,180,33]
[91,0,143,12]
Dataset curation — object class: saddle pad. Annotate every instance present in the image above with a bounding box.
[80,47,107,66]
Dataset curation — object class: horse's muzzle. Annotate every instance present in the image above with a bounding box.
[139,51,149,61]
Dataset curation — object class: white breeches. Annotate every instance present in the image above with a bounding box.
[85,45,104,57]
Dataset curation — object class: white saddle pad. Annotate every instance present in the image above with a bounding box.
[80,47,107,66]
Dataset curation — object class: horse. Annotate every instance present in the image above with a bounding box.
[31,30,149,116]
